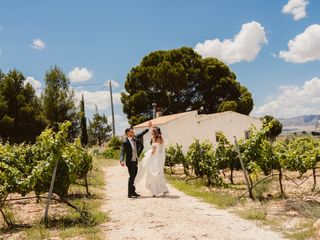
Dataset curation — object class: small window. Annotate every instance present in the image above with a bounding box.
[245,130,250,139]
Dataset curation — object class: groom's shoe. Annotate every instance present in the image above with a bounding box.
[128,194,138,198]
[132,192,140,197]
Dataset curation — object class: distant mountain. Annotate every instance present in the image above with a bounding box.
[279,115,320,132]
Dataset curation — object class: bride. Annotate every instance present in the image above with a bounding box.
[134,127,169,197]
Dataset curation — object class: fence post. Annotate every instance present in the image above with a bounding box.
[44,159,59,226]
[233,137,254,200]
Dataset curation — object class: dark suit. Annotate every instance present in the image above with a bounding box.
[120,128,149,195]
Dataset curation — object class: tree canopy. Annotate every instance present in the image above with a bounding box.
[0,69,46,143]
[88,107,112,146]
[80,94,88,146]
[261,115,283,141]
[121,47,254,125]
[42,66,76,131]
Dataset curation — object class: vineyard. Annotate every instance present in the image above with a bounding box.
[165,120,320,199]
[0,121,93,228]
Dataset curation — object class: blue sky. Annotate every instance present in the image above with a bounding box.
[0,0,319,134]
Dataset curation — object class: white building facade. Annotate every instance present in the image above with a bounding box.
[133,111,262,153]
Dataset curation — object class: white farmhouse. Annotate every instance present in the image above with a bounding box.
[133,110,262,153]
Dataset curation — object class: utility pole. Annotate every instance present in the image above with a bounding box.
[109,81,115,137]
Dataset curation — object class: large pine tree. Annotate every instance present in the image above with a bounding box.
[0,69,45,143]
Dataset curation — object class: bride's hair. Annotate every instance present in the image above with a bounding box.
[151,127,163,144]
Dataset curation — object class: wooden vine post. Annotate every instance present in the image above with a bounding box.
[234,137,254,200]
[44,158,59,226]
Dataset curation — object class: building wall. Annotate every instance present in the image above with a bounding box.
[134,111,197,153]
[196,112,262,147]
[134,111,262,154]
[162,111,199,153]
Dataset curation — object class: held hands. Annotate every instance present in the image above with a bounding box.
[148,121,153,129]
[120,161,125,167]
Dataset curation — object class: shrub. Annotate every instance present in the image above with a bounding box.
[165,144,185,174]
[187,139,222,186]
[103,148,120,159]
[107,136,122,150]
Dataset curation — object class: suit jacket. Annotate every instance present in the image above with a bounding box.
[120,128,149,165]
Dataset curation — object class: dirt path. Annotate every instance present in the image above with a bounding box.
[101,165,284,240]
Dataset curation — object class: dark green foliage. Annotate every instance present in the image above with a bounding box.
[121,47,253,125]
[103,148,120,159]
[80,95,88,146]
[0,70,46,143]
[42,66,76,131]
[0,121,93,226]
[186,140,222,186]
[261,115,283,141]
[165,144,186,174]
[107,136,122,150]
[215,132,240,184]
[88,110,112,146]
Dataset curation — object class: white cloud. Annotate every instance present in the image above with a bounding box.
[30,38,45,50]
[74,89,121,111]
[74,89,127,135]
[104,80,120,88]
[24,76,42,96]
[252,77,320,118]
[279,24,320,63]
[194,21,267,64]
[107,114,124,124]
[68,67,93,82]
[107,114,129,135]
[282,0,309,20]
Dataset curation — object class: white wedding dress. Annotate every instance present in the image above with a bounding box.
[134,141,169,196]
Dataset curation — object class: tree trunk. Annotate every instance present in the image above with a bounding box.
[248,175,253,189]
[222,169,226,177]
[312,166,317,191]
[278,167,285,197]
[0,208,11,227]
[84,174,90,196]
[0,196,13,227]
[59,196,88,219]
[230,168,234,185]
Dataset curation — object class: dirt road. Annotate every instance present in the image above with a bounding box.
[101,165,284,240]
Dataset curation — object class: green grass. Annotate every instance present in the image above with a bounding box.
[238,208,267,221]
[24,225,50,240]
[166,175,238,209]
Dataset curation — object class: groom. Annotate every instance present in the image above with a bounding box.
[120,121,152,198]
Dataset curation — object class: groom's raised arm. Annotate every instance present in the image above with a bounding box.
[135,128,149,139]
[135,121,153,138]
